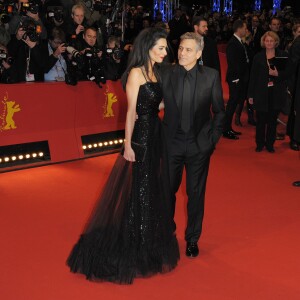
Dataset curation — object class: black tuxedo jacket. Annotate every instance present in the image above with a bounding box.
[201,36,221,75]
[161,64,225,155]
[226,35,249,83]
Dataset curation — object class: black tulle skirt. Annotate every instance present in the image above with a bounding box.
[66,116,179,284]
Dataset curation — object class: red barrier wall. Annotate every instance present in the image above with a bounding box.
[0,81,127,171]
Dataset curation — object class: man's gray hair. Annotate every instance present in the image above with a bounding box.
[180,32,204,51]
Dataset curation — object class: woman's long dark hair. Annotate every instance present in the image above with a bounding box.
[121,27,167,90]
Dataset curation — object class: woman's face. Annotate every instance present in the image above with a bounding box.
[264,36,277,49]
[149,38,167,64]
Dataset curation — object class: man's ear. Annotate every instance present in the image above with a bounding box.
[196,50,202,60]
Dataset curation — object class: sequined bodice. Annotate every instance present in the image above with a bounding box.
[136,82,162,116]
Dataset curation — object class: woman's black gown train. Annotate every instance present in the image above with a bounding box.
[66,81,180,284]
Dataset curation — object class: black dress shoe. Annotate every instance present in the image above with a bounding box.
[230,129,242,135]
[290,141,300,151]
[255,145,264,152]
[292,181,300,187]
[186,242,199,258]
[223,131,239,140]
[266,146,275,153]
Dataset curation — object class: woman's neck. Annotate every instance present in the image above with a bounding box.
[266,48,275,58]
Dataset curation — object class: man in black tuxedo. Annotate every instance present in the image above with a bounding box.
[193,16,221,76]
[223,19,249,139]
[284,35,300,186]
[161,32,225,257]
[249,15,264,56]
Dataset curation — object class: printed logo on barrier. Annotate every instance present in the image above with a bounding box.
[103,86,118,118]
[0,92,21,131]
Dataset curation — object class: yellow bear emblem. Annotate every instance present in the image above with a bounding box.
[3,99,21,130]
[104,92,118,117]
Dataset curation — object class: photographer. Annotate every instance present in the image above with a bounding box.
[66,4,86,46]
[8,0,47,40]
[103,35,122,81]
[66,26,105,86]
[42,26,67,81]
[0,43,13,83]
[7,18,44,82]
[0,1,11,46]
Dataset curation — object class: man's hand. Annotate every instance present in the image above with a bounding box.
[75,25,84,35]
[27,11,39,21]
[2,60,11,70]
[248,98,254,105]
[53,43,66,58]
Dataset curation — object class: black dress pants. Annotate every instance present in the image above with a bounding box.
[224,80,247,131]
[256,110,279,147]
[167,130,210,243]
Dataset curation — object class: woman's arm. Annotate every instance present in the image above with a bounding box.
[123,68,141,162]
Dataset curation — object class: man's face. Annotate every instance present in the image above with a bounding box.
[49,38,63,50]
[83,29,97,47]
[194,21,208,36]
[178,39,201,71]
[270,19,280,32]
[238,23,247,38]
[72,8,84,25]
[252,17,259,28]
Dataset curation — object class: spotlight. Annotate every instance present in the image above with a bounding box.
[82,145,87,150]
[4,157,9,162]
[32,153,37,158]
[98,143,103,147]
[11,156,17,161]
[88,144,92,149]
[19,155,24,160]
[38,152,44,157]
[25,154,30,159]
[93,143,98,148]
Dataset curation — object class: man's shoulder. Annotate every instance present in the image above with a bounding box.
[200,65,218,77]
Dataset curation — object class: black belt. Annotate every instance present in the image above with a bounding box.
[137,113,159,121]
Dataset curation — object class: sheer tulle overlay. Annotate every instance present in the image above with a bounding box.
[66,82,180,284]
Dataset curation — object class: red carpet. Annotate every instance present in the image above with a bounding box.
[1,118,300,300]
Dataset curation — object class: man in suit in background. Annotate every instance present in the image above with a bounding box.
[161,33,225,257]
[250,15,264,56]
[223,19,249,140]
[193,16,221,77]
[284,34,300,186]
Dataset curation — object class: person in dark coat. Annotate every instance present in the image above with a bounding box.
[193,16,221,76]
[248,31,288,153]
[284,33,300,186]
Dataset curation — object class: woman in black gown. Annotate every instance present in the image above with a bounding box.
[66,27,179,284]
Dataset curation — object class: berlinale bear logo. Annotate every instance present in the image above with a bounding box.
[0,92,21,131]
[103,86,118,118]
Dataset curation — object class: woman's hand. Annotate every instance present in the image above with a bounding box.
[123,144,135,162]
[269,66,278,77]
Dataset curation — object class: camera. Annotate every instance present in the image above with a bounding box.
[0,2,14,24]
[47,6,64,23]
[93,0,113,12]
[0,49,13,65]
[65,45,85,68]
[19,1,39,16]
[19,19,42,42]
[106,46,123,60]
[84,47,106,87]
